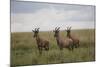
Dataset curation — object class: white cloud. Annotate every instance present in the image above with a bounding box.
[11,8,95,32]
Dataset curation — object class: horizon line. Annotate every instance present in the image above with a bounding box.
[11,28,95,33]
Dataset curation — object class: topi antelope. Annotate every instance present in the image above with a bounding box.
[32,28,49,54]
[53,27,73,50]
[65,26,80,48]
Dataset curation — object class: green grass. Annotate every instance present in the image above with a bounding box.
[11,29,95,66]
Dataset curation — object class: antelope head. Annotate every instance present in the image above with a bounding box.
[32,28,40,37]
[53,27,60,37]
[65,26,71,34]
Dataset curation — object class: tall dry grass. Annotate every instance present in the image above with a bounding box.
[11,29,95,66]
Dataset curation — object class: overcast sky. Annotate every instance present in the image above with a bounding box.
[11,0,95,32]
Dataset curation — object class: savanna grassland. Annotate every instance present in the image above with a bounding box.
[11,29,95,66]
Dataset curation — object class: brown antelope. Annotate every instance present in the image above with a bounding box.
[65,27,79,48]
[53,27,73,50]
[32,28,49,54]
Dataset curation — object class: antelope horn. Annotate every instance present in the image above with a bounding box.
[37,28,40,30]
[32,30,34,32]
[37,28,40,31]
[35,28,37,31]
[55,27,57,30]
[57,27,60,30]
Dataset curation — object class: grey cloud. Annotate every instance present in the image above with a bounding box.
[11,1,95,32]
